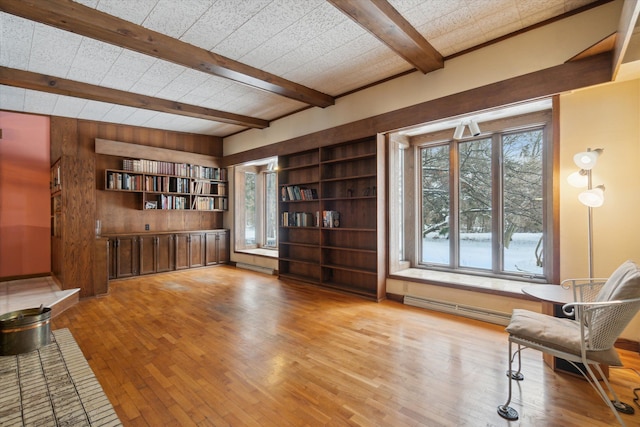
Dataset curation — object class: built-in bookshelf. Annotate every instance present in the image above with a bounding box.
[278,136,386,300]
[50,159,62,238]
[104,159,228,211]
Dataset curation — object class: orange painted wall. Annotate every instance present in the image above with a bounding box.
[0,111,51,277]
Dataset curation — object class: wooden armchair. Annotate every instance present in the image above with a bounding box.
[497,260,640,426]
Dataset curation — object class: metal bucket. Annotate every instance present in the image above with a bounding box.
[0,307,52,356]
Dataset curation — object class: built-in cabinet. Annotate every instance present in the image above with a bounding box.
[278,136,386,301]
[107,230,228,279]
[206,231,229,265]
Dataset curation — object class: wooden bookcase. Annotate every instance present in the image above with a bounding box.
[104,159,228,211]
[278,136,386,300]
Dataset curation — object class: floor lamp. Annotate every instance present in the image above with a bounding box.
[567,148,605,278]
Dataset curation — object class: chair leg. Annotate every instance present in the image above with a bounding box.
[585,363,631,426]
[497,339,520,420]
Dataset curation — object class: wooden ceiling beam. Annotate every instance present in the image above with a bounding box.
[0,67,270,129]
[327,0,443,74]
[0,0,335,108]
[611,0,640,79]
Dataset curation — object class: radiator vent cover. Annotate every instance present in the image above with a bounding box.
[404,295,511,326]
[235,263,275,275]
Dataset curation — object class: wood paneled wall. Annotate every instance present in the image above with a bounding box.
[50,118,224,297]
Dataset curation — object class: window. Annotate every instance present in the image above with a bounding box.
[244,171,256,246]
[234,158,278,252]
[390,105,554,283]
[264,171,277,248]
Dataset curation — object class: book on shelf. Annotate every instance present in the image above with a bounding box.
[322,210,340,228]
[192,196,228,211]
[122,159,227,180]
[281,185,317,201]
[281,211,316,227]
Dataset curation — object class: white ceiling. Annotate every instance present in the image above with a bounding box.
[0,0,605,137]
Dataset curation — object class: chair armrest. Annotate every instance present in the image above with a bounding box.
[560,278,607,302]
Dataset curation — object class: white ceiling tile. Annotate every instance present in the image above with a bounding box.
[0,13,33,69]
[142,0,212,38]
[100,104,137,123]
[66,38,122,84]
[214,0,325,60]
[181,0,272,51]
[123,108,161,126]
[78,99,116,121]
[93,0,158,25]
[180,75,233,101]
[517,0,566,19]
[155,69,211,100]
[240,2,348,69]
[99,50,157,91]
[28,24,82,76]
[390,0,467,29]
[52,95,88,117]
[23,90,58,114]
[0,85,26,111]
[128,60,185,96]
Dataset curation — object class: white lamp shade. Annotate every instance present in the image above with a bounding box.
[453,124,465,140]
[578,185,605,207]
[573,150,600,170]
[469,120,481,136]
[567,170,588,188]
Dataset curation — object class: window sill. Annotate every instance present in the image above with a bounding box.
[389,268,548,299]
[235,248,278,259]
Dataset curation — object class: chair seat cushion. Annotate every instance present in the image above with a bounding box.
[506,309,622,366]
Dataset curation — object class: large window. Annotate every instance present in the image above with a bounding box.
[234,158,278,252]
[390,104,555,283]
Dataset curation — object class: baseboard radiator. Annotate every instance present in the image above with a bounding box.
[404,295,511,326]
[235,262,275,275]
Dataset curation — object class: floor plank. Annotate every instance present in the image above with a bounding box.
[51,266,640,426]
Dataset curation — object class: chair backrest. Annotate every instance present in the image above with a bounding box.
[596,260,640,302]
[586,260,640,351]
[586,298,640,351]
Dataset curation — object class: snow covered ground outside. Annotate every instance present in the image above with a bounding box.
[422,232,543,275]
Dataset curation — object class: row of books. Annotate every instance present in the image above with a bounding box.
[157,195,189,210]
[281,211,318,227]
[145,176,190,193]
[281,185,317,201]
[280,210,341,227]
[322,210,340,228]
[107,172,142,191]
[122,159,227,180]
[192,196,228,211]
[191,181,227,196]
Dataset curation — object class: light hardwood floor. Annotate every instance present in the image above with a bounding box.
[51,266,640,426]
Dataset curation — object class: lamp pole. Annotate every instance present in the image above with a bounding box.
[586,169,594,279]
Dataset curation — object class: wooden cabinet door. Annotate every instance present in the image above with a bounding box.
[107,238,117,280]
[157,234,175,272]
[175,234,190,270]
[139,235,157,275]
[205,232,219,265]
[116,236,138,278]
[218,231,229,264]
[189,233,205,268]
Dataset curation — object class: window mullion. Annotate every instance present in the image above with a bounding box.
[492,134,503,274]
[450,141,460,269]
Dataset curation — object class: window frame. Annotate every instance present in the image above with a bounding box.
[407,109,555,283]
[234,160,278,252]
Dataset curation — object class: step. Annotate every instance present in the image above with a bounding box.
[0,276,80,318]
